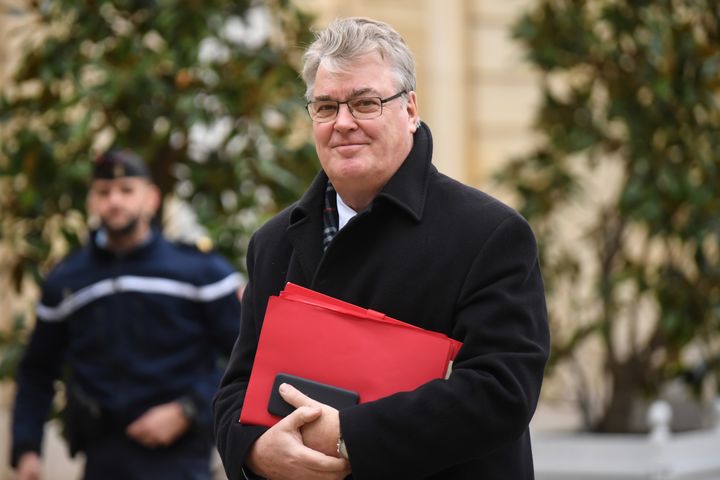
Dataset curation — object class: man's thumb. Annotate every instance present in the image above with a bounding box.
[286,405,322,429]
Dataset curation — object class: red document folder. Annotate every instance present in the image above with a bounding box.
[239,283,463,427]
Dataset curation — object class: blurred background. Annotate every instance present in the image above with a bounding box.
[1,0,719,478]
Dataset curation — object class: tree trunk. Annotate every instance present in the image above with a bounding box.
[594,357,652,433]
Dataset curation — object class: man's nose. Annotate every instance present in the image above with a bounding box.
[107,188,124,204]
[333,103,357,129]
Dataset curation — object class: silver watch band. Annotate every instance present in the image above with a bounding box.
[337,436,349,460]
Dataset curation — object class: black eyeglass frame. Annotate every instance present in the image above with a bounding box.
[306,90,407,123]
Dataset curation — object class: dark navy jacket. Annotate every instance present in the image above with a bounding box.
[11,229,242,466]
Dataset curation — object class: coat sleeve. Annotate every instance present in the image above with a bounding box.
[185,257,243,434]
[11,285,69,467]
[213,236,268,480]
[338,213,550,479]
[203,261,243,357]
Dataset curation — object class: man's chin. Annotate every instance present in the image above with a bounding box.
[101,217,141,238]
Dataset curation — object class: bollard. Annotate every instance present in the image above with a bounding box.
[647,399,673,444]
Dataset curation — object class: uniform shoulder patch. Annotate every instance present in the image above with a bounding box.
[195,236,214,253]
[173,235,214,253]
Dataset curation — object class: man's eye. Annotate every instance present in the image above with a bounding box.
[316,103,338,112]
[350,98,380,111]
[354,98,377,107]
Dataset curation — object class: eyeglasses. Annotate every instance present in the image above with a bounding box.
[306,91,407,123]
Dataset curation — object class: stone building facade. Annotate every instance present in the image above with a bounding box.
[296,0,538,193]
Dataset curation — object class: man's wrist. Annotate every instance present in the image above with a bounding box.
[12,447,40,469]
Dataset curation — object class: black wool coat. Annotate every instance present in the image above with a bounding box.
[214,123,550,480]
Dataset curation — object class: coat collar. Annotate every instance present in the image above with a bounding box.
[290,121,435,226]
[90,226,161,260]
[286,122,435,282]
[375,121,434,222]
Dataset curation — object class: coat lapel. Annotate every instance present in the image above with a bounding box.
[285,171,328,284]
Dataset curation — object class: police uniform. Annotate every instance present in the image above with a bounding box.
[11,151,242,480]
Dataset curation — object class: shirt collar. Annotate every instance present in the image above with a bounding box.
[336,193,357,230]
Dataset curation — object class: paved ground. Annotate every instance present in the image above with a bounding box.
[0,400,582,480]
[0,409,228,480]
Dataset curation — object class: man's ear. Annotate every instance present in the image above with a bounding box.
[406,90,419,133]
[145,183,162,218]
[85,191,100,229]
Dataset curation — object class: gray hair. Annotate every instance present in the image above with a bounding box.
[302,17,417,101]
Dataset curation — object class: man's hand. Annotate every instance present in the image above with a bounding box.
[278,383,343,457]
[246,405,350,480]
[125,401,190,448]
[16,452,41,480]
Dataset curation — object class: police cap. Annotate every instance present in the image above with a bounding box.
[93,150,151,180]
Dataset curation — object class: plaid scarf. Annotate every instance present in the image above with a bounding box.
[322,180,339,251]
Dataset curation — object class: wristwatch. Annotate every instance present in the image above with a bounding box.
[337,436,349,460]
[177,396,198,422]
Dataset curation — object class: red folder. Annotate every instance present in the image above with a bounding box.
[239,283,463,427]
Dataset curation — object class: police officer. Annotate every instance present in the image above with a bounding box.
[11,150,242,480]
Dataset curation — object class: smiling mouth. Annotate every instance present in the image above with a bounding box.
[333,144,366,156]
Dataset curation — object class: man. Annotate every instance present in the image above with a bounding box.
[11,150,242,480]
[214,17,549,480]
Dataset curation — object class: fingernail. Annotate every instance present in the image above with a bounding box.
[279,383,288,394]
